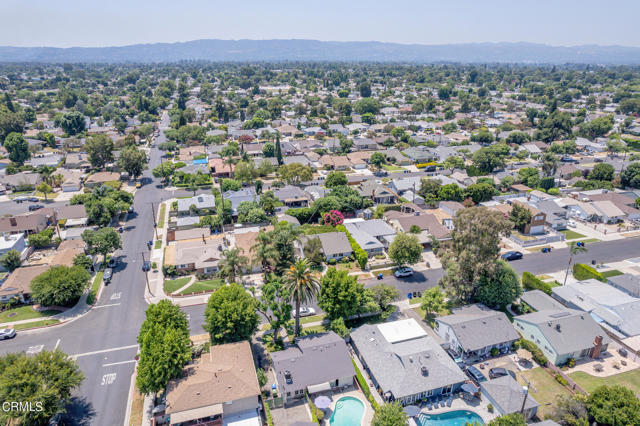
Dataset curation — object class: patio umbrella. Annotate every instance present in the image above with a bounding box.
[461,383,479,394]
[314,396,332,410]
[403,405,421,417]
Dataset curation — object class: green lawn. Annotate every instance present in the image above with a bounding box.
[561,229,586,240]
[158,203,166,228]
[301,324,327,334]
[0,306,60,323]
[177,279,225,295]
[154,240,162,249]
[86,272,104,305]
[536,274,553,280]
[382,164,405,171]
[569,369,640,395]
[517,367,571,419]
[13,319,60,331]
[164,277,191,294]
[300,314,326,325]
[601,269,623,278]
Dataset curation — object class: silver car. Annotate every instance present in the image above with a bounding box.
[0,329,16,340]
[292,307,316,317]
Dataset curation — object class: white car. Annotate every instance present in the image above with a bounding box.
[0,329,16,340]
[568,219,577,228]
[293,307,316,317]
[394,267,414,278]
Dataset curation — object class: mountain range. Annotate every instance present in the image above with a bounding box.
[1,39,639,64]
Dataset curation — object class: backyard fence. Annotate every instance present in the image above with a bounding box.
[545,362,589,395]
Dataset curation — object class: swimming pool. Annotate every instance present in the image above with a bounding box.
[329,396,364,426]
[417,410,484,426]
[193,158,208,164]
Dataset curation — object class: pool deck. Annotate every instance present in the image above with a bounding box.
[325,389,374,426]
[412,394,499,424]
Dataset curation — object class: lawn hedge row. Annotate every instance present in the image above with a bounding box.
[352,358,379,410]
[517,338,549,366]
[336,225,368,269]
[572,263,605,282]
[522,271,553,295]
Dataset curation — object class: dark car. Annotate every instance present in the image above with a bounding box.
[103,268,113,284]
[28,204,44,211]
[142,261,151,272]
[489,367,516,380]
[466,365,487,384]
[27,197,39,202]
[501,251,523,261]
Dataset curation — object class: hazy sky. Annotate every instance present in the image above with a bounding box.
[3,0,639,47]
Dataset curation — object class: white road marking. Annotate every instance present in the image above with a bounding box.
[71,344,139,359]
[54,339,60,350]
[101,373,117,385]
[102,360,136,367]
[93,303,121,309]
[26,345,44,354]
[110,292,122,300]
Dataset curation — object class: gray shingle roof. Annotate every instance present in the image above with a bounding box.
[480,376,539,415]
[315,232,352,257]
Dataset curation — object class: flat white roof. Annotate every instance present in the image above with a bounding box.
[377,318,427,344]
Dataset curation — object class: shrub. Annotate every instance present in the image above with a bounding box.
[328,258,337,265]
[163,265,178,276]
[566,357,576,368]
[555,374,569,386]
[487,403,494,413]
[522,271,553,295]
[151,262,157,269]
[336,225,368,269]
[573,263,605,282]
[491,347,499,357]
[518,338,549,366]
[352,358,379,410]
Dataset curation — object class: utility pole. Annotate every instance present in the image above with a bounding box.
[141,251,153,297]
[520,377,536,415]
[150,202,158,239]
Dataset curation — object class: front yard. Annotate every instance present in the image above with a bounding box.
[561,229,586,240]
[0,306,60,324]
[176,278,225,296]
[569,369,640,395]
[13,319,60,330]
[164,277,191,294]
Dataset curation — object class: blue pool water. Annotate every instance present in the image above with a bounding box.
[193,158,208,164]
[418,410,484,426]
[329,396,364,426]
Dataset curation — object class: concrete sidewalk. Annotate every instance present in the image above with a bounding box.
[0,293,93,329]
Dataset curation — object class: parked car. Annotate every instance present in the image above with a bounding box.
[501,251,523,261]
[489,367,516,379]
[560,156,579,163]
[394,267,414,278]
[13,196,28,203]
[28,204,44,211]
[142,261,151,272]
[0,329,16,340]
[135,182,141,188]
[568,219,577,228]
[466,365,487,384]
[27,197,39,202]
[292,307,316,317]
[103,268,113,284]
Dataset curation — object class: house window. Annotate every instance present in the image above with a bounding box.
[287,392,291,397]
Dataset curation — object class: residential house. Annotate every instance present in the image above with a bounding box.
[271,332,355,404]
[587,192,640,220]
[84,172,121,188]
[591,200,626,223]
[164,341,261,426]
[208,158,232,178]
[273,186,312,208]
[343,219,396,248]
[357,181,396,204]
[166,227,211,243]
[64,153,91,170]
[552,279,640,338]
[49,240,85,267]
[229,227,273,274]
[536,200,568,230]
[223,188,257,216]
[176,194,216,216]
[353,138,378,151]
[0,233,28,266]
[385,210,451,244]
[0,213,48,235]
[438,201,464,217]
[402,146,434,163]
[565,200,600,221]
[282,155,311,167]
[0,264,48,302]
[435,304,519,360]
[343,223,384,257]
[319,155,351,171]
[480,376,539,421]
[607,273,640,298]
[350,319,467,405]
[164,235,225,275]
[513,308,610,365]
[313,232,352,262]
[1,171,42,190]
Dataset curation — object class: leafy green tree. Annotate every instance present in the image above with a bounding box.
[621,162,640,188]
[587,385,640,426]
[259,191,279,215]
[439,207,513,302]
[354,97,380,115]
[3,132,30,164]
[262,142,275,157]
[31,265,91,307]
[218,248,249,284]
[278,163,313,184]
[0,249,21,272]
[152,161,175,185]
[36,182,53,201]
[550,394,589,426]
[358,81,372,97]
[487,413,527,426]
[0,109,24,143]
[251,230,278,278]
[564,241,588,286]
[85,134,114,169]
[82,228,122,264]
[326,171,348,187]
[509,203,532,233]
[367,283,400,313]
[443,155,464,172]
[318,267,369,321]
[28,229,53,248]
[464,182,498,204]
[475,260,522,308]
[472,144,509,173]
[370,151,387,171]
[204,284,259,344]
[438,183,464,201]
[251,280,291,345]
[72,253,92,270]
[372,402,408,426]
[388,233,423,267]
[284,259,320,336]
[420,287,446,321]
[470,129,494,144]
[0,350,84,425]
[589,162,615,181]
[303,237,324,267]
[505,131,530,144]
[59,111,86,135]
[118,145,148,179]
[541,152,560,177]
[275,132,283,165]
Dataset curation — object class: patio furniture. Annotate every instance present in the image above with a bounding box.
[594,363,604,372]
[314,395,332,410]
[447,397,452,407]
[427,401,433,410]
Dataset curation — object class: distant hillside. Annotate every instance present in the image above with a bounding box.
[1,39,639,64]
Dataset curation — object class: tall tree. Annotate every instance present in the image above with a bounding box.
[4,132,30,165]
[251,230,278,279]
[85,134,114,169]
[318,267,369,321]
[218,248,249,284]
[36,182,53,201]
[284,259,320,336]
[564,241,588,286]
[251,280,291,346]
[420,287,446,321]
[388,233,423,267]
[0,249,21,272]
[59,111,86,135]
[117,145,148,180]
[587,385,640,426]
[275,132,283,165]
[82,228,122,264]
[31,265,91,307]
[204,284,259,344]
[371,402,408,426]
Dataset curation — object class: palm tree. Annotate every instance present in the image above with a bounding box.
[251,230,278,280]
[218,248,248,284]
[563,241,588,285]
[283,259,320,337]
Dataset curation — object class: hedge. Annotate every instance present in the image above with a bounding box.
[352,358,379,410]
[336,225,368,269]
[518,338,549,366]
[573,263,605,282]
[522,271,553,295]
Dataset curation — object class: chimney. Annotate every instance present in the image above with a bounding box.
[9,218,17,227]
[589,335,604,359]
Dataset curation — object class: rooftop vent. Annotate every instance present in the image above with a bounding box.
[284,370,292,385]
[421,366,429,376]
[556,324,561,332]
